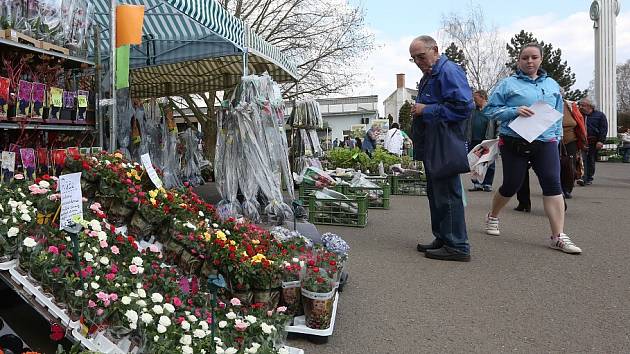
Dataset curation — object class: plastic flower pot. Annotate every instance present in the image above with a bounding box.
[301,288,336,330]
[128,211,155,240]
[280,280,302,317]
[108,201,134,227]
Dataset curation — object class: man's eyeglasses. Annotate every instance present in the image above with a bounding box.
[409,46,435,62]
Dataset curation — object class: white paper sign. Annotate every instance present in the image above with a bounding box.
[59,172,83,229]
[1,151,15,171]
[508,101,562,143]
[141,153,163,189]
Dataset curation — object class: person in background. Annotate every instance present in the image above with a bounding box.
[362,123,379,157]
[577,98,608,186]
[384,122,405,155]
[559,97,587,199]
[355,137,363,150]
[333,138,339,148]
[466,89,498,192]
[619,128,630,163]
[482,42,581,254]
[410,35,474,262]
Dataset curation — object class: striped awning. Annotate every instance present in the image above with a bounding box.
[91,0,298,97]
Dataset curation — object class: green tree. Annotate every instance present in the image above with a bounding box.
[444,42,467,73]
[506,30,587,101]
[398,101,412,135]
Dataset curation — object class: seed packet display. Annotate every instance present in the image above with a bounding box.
[31,83,46,119]
[48,87,63,120]
[1,151,16,183]
[20,148,36,179]
[52,149,67,176]
[91,147,102,154]
[62,90,76,120]
[67,146,80,158]
[37,148,49,176]
[16,80,33,118]
[0,77,9,119]
[76,90,89,121]
[80,147,90,155]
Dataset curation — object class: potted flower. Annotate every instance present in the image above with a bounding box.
[301,266,336,330]
[279,259,302,317]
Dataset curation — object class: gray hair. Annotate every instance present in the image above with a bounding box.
[580,97,597,108]
[411,35,437,48]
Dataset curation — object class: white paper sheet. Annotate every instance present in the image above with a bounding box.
[59,172,83,229]
[141,153,163,189]
[508,101,562,143]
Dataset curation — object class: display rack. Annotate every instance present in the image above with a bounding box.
[0,122,94,131]
[0,37,94,69]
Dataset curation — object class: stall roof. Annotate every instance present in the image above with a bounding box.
[91,0,298,97]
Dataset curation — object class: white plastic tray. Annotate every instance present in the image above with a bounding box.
[0,259,17,270]
[285,292,339,336]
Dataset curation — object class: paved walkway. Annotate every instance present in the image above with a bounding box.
[280,162,630,353]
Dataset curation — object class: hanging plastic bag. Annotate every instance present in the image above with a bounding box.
[467,139,499,183]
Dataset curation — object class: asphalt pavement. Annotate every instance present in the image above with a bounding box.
[271,162,630,354]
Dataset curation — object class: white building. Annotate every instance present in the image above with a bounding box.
[383,74,418,123]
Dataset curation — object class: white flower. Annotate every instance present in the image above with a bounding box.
[136,300,147,307]
[74,290,83,297]
[97,231,107,241]
[151,293,163,303]
[1,218,8,225]
[216,348,225,354]
[163,303,175,313]
[7,227,19,238]
[136,282,143,289]
[278,348,289,354]
[245,315,257,324]
[292,257,299,263]
[260,322,275,334]
[99,256,109,265]
[90,282,99,289]
[132,256,143,266]
[22,237,37,248]
[180,334,192,345]
[39,180,50,189]
[141,313,153,324]
[137,288,146,298]
[226,311,237,320]
[157,324,167,333]
[193,329,206,338]
[225,230,231,236]
[158,315,171,327]
[181,320,190,331]
[130,322,137,330]
[125,310,138,324]
[199,321,209,331]
[21,213,31,222]
[225,348,238,354]
[182,345,193,354]
[84,252,94,262]
[89,220,102,232]
[184,222,196,230]
[121,296,131,305]
[153,335,159,342]
[218,320,228,329]
[152,305,164,315]
[212,223,219,228]
[187,315,198,323]
[198,211,204,217]
[94,275,100,281]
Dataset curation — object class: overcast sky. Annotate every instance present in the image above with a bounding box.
[348,0,630,115]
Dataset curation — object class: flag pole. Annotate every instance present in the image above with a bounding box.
[110,0,117,152]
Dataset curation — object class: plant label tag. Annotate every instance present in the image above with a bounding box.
[59,172,83,230]
[141,153,163,189]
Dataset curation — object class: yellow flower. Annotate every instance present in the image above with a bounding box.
[242,251,248,257]
[215,230,227,241]
[114,152,123,159]
[204,232,212,241]
[229,240,236,246]
[251,239,260,245]
[150,198,157,205]
[251,253,267,263]
[149,190,158,199]
[134,175,141,181]
[126,172,132,178]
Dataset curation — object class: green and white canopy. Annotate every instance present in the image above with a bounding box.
[91,0,298,97]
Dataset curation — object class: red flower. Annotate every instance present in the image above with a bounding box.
[316,276,325,283]
[312,267,320,273]
[329,260,337,266]
[308,260,315,267]
[42,174,51,180]
[49,323,65,341]
[82,161,91,170]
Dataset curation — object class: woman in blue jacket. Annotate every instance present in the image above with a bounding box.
[482,43,581,254]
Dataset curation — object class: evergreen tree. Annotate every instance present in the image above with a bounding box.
[444,42,467,73]
[398,101,412,135]
[506,30,587,101]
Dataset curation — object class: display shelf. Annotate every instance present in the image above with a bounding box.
[0,37,94,69]
[0,122,94,131]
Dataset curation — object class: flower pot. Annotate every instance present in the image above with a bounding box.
[154,221,173,243]
[252,287,281,310]
[301,288,336,330]
[199,259,219,278]
[230,289,253,306]
[163,239,185,265]
[178,250,202,275]
[108,201,135,227]
[95,194,116,212]
[281,281,302,316]
[128,211,155,240]
[81,177,97,199]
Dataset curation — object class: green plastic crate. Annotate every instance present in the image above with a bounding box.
[308,192,368,227]
[298,184,345,203]
[391,175,427,196]
[347,179,390,209]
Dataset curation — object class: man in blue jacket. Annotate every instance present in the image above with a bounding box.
[577,98,608,186]
[410,35,474,262]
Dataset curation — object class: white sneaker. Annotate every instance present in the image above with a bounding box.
[549,233,582,254]
[485,213,500,236]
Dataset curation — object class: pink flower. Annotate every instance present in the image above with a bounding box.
[48,193,61,201]
[14,173,24,180]
[176,316,185,324]
[82,197,88,202]
[89,230,98,238]
[99,240,108,248]
[276,306,287,313]
[97,308,104,316]
[90,203,102,212]
[173,297,183,307]
[51,267,60,274]
[230,298,241,306]
[218,302,226,309]
[234,320,249,332]
[110,264,119,274]
[88,300,96,308]
[109,293,118,301]
[105,273,116,281]
[267,310,273,317]
[48,246,59,254]
[111,246,120,255]
[97,291,108,301]
[149,245,159,253]
[132,197,139,203]
[129,265,139,274]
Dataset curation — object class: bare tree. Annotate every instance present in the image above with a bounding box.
[174,0,374,159]
[440,4,510,92]
[617,59,630,113]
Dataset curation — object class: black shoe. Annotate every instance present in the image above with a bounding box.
[577,179,585,186]
[585,181,592,185]
[468,186,483,192]
[482,185,493,192]
[425,247,471,262]
[564,192,572,199]
[417,240,443,253]
[514,203,531,212]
